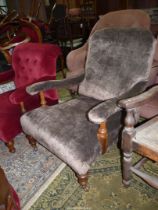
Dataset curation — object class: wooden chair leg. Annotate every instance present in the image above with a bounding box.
[26,134,37,151]
[122,108,135,187]
[6,194,14,210]
[5,141,15,153]
[76,173,89,191]
[122,150,132,187]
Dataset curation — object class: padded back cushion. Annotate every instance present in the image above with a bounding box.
[90,9,150,37]
[79,28,155,100]
[12,42,61,88]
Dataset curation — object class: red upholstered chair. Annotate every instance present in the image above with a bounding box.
[0,42,61,152]
[18,18,43,43]
[0,18,41,84]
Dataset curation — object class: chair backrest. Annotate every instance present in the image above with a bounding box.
[90,9,150,36]
[12,42,61,88]
[66,9,151,77]
[79,28,156,101]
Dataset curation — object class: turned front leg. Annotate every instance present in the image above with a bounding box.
[76,173,89,191]
[122,108,135,187]
[20,101,37,150]
[26,134,37,151]
[5,140,15,153]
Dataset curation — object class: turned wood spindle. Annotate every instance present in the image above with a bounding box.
[20,101,26,113]
[97,121,108,154]
[39,91,47,106]
[122,108,135,186]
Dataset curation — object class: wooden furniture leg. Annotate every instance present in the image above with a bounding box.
[20,101,39,151]
[5,141,15,153]
[25,134,37,151]
[76,173,89,191]
[97,122,108,154]
[122,109,135,187]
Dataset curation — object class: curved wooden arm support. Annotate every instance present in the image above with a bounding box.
[0,10,18,25]
[0,35,31,51]
[97,122,108,154]
[119,85,158,109]
[20,101,26,113]
[39,91,47,106]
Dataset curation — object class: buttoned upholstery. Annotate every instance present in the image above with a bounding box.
[0,43,61,152]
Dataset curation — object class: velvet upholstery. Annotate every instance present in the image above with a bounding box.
[0,43,60,151]
[20,28,155,178]
[79,28,154,101]
[66,9,151,90]
[66,8,158,118]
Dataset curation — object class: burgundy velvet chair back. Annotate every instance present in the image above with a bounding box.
[12,43,61,88]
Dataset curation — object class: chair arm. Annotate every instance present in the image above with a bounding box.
[26,73,85,95]
[118,85,158,109]
[0,69,14,84]
[88,98,121,124]
[9,86,32,104]
[9,75,58,104]
[0,34,31,51]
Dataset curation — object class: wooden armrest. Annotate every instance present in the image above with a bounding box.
[0,35,30,51]
[119,85,158,109]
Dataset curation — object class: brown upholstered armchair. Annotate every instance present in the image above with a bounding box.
[20,28,156,190]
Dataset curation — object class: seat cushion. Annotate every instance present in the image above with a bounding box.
[21,96,101,175]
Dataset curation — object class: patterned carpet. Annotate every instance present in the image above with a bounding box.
[30,145,158,210]
[1,74,158,209]
[0,134,65,209]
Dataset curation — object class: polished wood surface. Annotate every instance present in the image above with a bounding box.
[119,85,158,189]
[97,122,107,154]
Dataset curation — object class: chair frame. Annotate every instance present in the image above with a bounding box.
[119,85,158,189]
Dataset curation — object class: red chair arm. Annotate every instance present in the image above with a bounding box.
[9,86,31,104]
[0,69,14,84]
[9,75,56,104]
